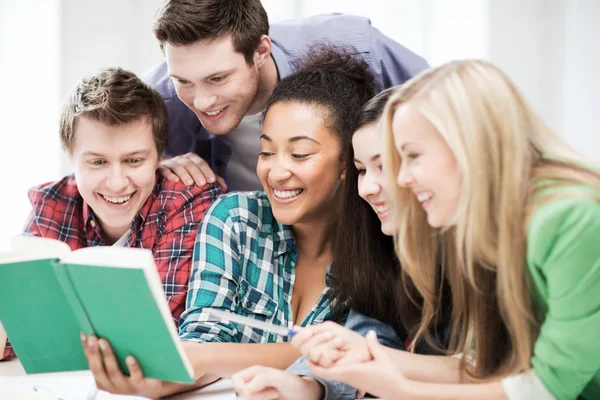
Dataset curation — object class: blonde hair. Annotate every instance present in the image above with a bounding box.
[382,59,600,378]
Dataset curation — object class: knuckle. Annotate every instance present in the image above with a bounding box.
[106,367,121,379]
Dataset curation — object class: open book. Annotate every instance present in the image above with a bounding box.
[0,236,194,383]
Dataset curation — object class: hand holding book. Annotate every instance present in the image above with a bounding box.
[0,235,193,383]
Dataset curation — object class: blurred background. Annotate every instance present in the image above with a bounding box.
[0,0,598,246]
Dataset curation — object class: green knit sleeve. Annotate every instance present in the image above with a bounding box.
[527,196,600,400]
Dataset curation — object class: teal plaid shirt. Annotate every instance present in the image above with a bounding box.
[179,191,332,343]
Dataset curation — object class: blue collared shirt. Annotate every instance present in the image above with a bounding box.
[145,13,429,188]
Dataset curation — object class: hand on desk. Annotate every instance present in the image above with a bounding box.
[232,366,323,400]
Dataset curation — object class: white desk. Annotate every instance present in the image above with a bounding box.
[0,359,237,399]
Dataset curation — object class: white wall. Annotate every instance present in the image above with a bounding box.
[488,0,566,138]
[562,0,600,158]
[487,0,599,159]
[0,0,61,249]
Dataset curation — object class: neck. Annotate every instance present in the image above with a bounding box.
[247,54,279,115]
[100,224,127,245]
[292,216,335,260]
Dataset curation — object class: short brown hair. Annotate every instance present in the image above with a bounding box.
[60,67,168,155]
[152,0,269,65]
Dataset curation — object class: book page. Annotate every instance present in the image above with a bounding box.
[60,246,154,269]
[0,236,70,264]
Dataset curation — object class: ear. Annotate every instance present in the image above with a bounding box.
[254,35,272,68]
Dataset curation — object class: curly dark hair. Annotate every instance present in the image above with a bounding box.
[264,45,378,149]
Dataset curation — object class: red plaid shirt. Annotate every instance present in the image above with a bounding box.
[2,173,221,360]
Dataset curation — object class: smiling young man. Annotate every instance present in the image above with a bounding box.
[147,0,429,191]
[0,67,221,361]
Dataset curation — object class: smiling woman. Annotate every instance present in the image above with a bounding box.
[257,102,344,225]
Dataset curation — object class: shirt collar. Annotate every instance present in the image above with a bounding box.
[272,220,296,257]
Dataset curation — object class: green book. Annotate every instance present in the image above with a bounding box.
[0,235,194,383]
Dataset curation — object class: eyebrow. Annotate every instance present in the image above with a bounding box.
[353,154,381,164]
[82,149,151,158]
[260,134,321,145]
[170,68,236,82]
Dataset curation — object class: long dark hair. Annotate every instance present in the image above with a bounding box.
[331,88,450,350]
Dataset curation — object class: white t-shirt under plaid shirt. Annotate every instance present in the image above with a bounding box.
[179,191,332,343]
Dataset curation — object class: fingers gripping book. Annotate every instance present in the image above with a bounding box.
[0,236,194,383]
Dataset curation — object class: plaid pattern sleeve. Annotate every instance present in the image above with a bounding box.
[179,194,243,343]
[146,180,223,326]
[179,191,333,344]
[23,210,42,237]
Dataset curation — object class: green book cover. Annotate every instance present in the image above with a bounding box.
[0,236,194,384]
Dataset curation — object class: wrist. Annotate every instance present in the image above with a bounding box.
[182,340,210,375]
[398,379,428,400]
[301,376,325,400]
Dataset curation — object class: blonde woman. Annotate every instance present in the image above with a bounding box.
[294,60,600,400]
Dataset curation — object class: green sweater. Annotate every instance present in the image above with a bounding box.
[527,192,600,400]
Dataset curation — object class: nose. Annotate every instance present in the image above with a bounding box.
[105,164,129,193]
[358,171,381,199]
[193,88,217,111]
[268,157,292,183]
[396,161,414,188]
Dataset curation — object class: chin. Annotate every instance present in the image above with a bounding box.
[426,215,443,228]
[203,115,243,136]
[271,210,300,226]
[381,225,394,237]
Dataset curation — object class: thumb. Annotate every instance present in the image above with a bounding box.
[365,330,386,359]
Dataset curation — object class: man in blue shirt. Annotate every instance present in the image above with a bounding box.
[147,0,428,191]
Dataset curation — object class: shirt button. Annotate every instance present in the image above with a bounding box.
[90,220,96,228]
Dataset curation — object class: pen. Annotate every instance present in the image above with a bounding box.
[207,308,297,337]
[32,385,70,400]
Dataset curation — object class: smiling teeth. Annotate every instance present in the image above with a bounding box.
[374,204,390,213]
[102,194,132,204]
[205,107,225,116]
[417,193,432,202]
[273,189,303,199]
